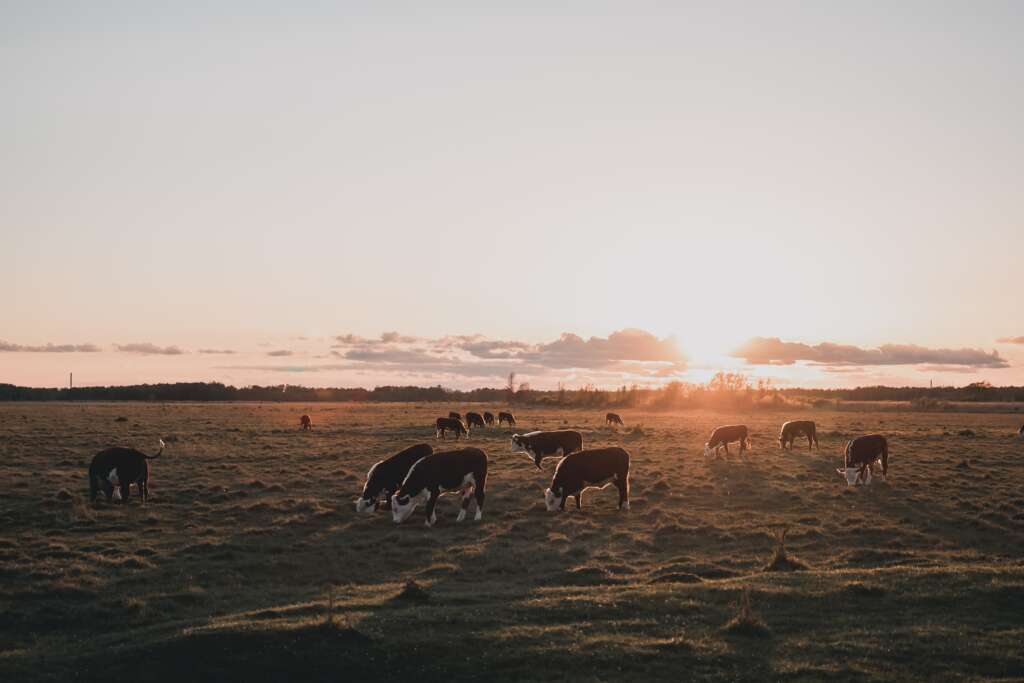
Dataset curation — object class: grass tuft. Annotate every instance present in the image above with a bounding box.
[395,580,430,603]
[763,526,808,572]
[721,589,771,638]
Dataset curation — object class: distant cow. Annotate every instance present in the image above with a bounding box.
[465,412,486,429]
[355,443,433,513]
[391,448,488,526]
[704,425,750,457]
[449,411,462,422]
[837,434,888,485]
[89,440,164,504]
[1018,424,1024,440]
[498,411,516,428]
[299,414,312,430]
[779,420,818,450]
[544,447,630,512]
[435,417,468,440]
[606,412,624,427]
[483,411,495,427]
[511,430,583,469]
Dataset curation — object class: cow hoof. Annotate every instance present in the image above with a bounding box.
[456,510,466,522]
[474,510,483,521]
[622,502,630,511]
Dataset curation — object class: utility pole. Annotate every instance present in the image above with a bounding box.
[70,372,73,390]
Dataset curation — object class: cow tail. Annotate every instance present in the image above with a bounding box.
[146,439,166,460]
[880,438,888,476]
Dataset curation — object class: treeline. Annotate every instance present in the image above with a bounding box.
[2,378,1022,405]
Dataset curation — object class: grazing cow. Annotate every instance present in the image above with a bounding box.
[391,448,488,526]
[1018,424,1024,440]
[779,420,818,450]
[606,412,624,427]
[544,447,630,512]
[704,425,750,457]
[89,440,165,504]
[435,417,468,440]
[355,443,433,513]
[837,434,888,485]
[498,411,516,428]
[449,411,462,422]
[483,411,495,427]
[465,412,486,429]
[299,414,312,430]
[511,430,583,469]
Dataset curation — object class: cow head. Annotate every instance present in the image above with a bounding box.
[544,487,562,512]
[703,443,713,457]
[355,461,384,513]
[391,489,429,523]
[836,466,872,486]
[510,434,524,453]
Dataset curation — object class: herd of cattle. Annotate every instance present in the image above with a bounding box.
[88,410,1024,526]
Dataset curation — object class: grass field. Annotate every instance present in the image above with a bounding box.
[2,402,1023,682]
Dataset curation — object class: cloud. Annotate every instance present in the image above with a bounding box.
[732,337,1008,369]
[523,329,687,371]
[332,332,418,348]
[0,340,101,353]
[267,350,294,357]
[997,336,1024,345]
[115,342,186,355]
[198,348,236,355]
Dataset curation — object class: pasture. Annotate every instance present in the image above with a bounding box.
[2,402,1023,681]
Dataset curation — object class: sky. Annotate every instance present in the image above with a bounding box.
[2,1,1023,390]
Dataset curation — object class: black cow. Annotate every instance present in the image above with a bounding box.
[779,420,818,450]
[449,411,462,422]
[435,417,468,440]
[89,440,164,504]
[606,412,624,427]
[704,425,750,457]
[465,412,486,429]
[355,443,433,513]
[498,411,516,428]
[483,411,496,426]
[838,434,888,485]
[299,414,312,430]
[544,447,630,512]
[391,448,488,526]
[511,430,583,469]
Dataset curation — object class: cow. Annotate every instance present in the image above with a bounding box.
[779,420,818,450]
[299,414,312,430]
[511,430,583,469]
[544,447,630,512]
[435,417,468,440]
[1018,424,1024,440]
[89,440,165,504]
[483,411,495,427]
[837,434,888,485]
[498,411,516,428]
[465,412,486,429]
[606,412,624,427]
[355,443,433,513]
[391,448,488,526]
[704,425,750,457]
[449,411,462,422]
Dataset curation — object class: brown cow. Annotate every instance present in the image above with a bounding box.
[704,425,750,457]
[299,414,312,431]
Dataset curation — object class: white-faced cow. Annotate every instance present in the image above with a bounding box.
[435,417,468,440]
[465,412,486,429]
[837,434,889,485]
[391,448,488,526]
[779,420,818,450]
[483,411,496,427]
[704,425,750,457]
[606,412,624,427]
[511,430,583,469]
[498,411,516,428]
[355,443,433,513]
[544,447,630,512]
[89,440,165,504]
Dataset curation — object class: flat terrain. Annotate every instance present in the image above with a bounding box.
[2,402,1023,682]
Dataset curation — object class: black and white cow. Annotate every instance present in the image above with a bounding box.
[511,430,583,469]
[355,443,433,513]
[435,416,468,440]
[544,447,630,512]
[779,420,818,450]
[837,434,888,485]
[498,411,516,428]
[465,412,486,429]
[483,411,496,427]
[449,411,462,422]
[89,440,164,504]
[704,424,750,457]
[391,448,488,526]
[606,412,624,427]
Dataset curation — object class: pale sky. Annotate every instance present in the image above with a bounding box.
[2,2,1023,389]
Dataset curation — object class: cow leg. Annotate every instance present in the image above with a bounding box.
[807,434,813,449]
[457,486,474,522]
[575,491,582,510]
[140,480,148,504]
[474,486,485,521]
[119,482,130,504]
[724,443,730,456]
[424,489,440,527]
[617,481,629,510]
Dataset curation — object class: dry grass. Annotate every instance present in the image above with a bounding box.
[2,402,1024,681]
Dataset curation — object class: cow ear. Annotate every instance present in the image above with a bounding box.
[836,468,845,475]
